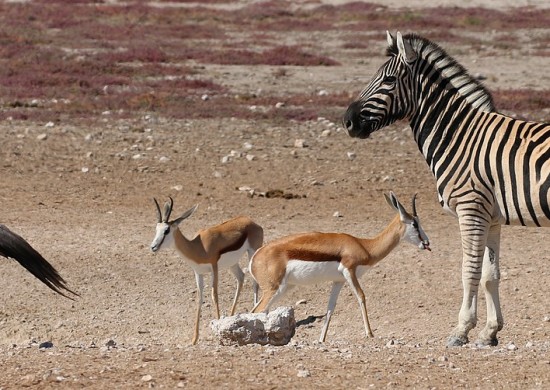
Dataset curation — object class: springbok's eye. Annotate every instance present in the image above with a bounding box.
[164,228,170,236]
[412,221,418,229]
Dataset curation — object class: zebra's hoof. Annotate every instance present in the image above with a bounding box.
[446,336,468,347]
[474,337,498,347]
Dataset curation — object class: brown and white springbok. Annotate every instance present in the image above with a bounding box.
[150,197,263,344]
[250,192,430,342]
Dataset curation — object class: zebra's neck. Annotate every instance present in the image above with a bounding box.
[401,35,496,171]
[399,34,495,113]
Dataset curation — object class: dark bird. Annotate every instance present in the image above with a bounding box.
[0,224,78,299]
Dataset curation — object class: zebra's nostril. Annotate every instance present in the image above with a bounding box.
[345,119,353,130]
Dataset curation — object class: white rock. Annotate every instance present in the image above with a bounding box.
[159,156,170,163]
[246,154,256,161]
[36,133,48,141]
[141,375,153,382]
[81,167,89,173]
[45,121,55,128]
[201,94,209,101]
[347,151,356,160]
[275,102,285,108]
[333,211,342,218]
[210,306,296,346]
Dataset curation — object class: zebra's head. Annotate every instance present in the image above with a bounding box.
[343,31,418,139]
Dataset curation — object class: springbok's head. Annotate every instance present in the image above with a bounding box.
[384,191,430,251]
[150,197,198,252]
[343,31,418,139]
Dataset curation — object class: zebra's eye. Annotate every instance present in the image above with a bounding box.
[383,76,397,85]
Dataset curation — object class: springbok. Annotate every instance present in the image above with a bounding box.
[150,197,264,344]
[1,224,77,299]
[250,192,430,342]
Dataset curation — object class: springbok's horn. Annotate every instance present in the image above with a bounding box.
[412,193,418,217]
[163,197,174,222]
[153,198,162,223]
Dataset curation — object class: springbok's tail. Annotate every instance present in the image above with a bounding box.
[247,247,260,306]
[0,224,79,300]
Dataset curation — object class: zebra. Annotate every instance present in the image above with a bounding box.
[343,31,550,347]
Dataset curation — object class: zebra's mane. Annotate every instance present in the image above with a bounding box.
[387,34,495,112]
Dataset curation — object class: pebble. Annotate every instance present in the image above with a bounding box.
[347,151,356,160]
[297,369,311,378]
[294,139,308,148]
[37,133,48,141]
[141,374,153,382]
[39,341,54,349]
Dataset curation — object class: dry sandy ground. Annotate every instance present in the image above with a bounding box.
[1,1,550,389]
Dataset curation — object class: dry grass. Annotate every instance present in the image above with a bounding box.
[0,2,547,123]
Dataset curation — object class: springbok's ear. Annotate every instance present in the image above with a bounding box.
[384,191,399,211]
[396,32,416,62]
[173,204,199,225]
[386,31,395,47]
[386,192,411,221]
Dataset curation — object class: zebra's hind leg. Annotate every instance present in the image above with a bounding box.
[476,224,503,347]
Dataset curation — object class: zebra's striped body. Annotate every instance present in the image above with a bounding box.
[343,32,550,347]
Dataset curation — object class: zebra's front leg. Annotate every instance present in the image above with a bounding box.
[476,223,503,346]
[447,211,489,347]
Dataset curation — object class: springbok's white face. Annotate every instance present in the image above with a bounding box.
[151,221,175,252]
[150,198,198,253]
[385,192,430,251]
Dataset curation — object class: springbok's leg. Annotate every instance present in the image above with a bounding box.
[447,210,490,347]
[476,223,503,346]
[192,273,205,345]
[229,264,245,316]
[253,282,294,313]
[319,281,344,342]
[251,289,274,313]
[343,267,373,338]
[210,263,220,319]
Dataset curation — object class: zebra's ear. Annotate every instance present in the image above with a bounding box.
[396,32,416,63]
[386,31,395,47]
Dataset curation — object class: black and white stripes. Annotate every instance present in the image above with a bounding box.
[343,31,550,347]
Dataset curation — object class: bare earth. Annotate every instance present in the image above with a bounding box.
[1,1,550,389]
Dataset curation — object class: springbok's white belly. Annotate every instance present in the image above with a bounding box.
[285,260,371,285]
